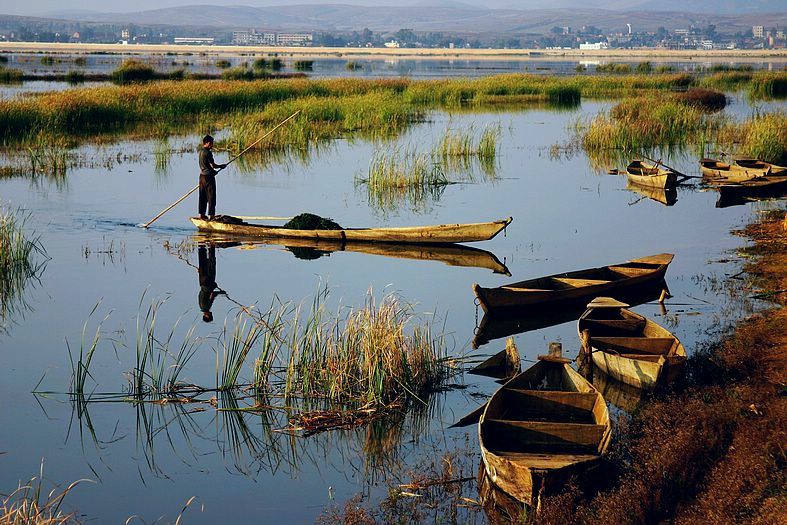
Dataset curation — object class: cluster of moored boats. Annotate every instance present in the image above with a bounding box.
[622,156,787,207]
[468,253,685,512]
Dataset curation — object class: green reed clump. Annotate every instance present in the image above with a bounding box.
[294,60,314,71]
[581,94,727,152]
[636,61,653,73]
[215,59,232,69]
[284,290,454,404]
[736,112,787,164]
[111,59,156,84]
[597,63,632,73]
[434,124,500,164]
[0,66,23,83]
[74,56,87,67]
[708,64,754,73]
[360,147,448,192]
[40,55,55,65]
[749,72,787,99]
[656,65,676,73]
[346,61,363,71]
[26,135,70,175]
[0,207,47,330]
[0,55,7,63]
[701,71,754,92]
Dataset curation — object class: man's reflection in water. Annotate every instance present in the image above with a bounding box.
[198,245,224,323]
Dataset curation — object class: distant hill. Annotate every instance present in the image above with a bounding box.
[28,3,787,34]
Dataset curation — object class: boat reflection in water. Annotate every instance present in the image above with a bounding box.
[626,180,678,206]
[473,282,667,349]
[193,233,511,275]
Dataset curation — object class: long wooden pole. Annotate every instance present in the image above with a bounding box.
[638,152,701,180]
[140,110,302,229]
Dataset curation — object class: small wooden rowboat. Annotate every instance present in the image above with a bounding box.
[700,158,769,183]
[717,175,787,201]
[479,354,611,508]
[472,253,673,313]
[578,297,686,390]
[190,216,512,244]
[626,160,677,188]
[732,157,787,176]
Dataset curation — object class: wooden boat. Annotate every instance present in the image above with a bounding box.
[625,180,677,206]
[471,281,666,349]
[626,160,677,188]
[479,354,611,508]
[732,156,787,176]
[194,234,511,275]
[190,216,512,244]
[577,297,686,390]
[700,158,769,183]
[717,175,787,201]
[472,253,673,314]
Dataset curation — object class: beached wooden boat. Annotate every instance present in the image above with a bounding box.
[470,338,521,379]
[472,254,673,314]
[479,354,611,508]
[700,158,769,183]
[578,297,686,390]
[626,160,677,188]
[625,180,677,206]
[190,216,512,244]
[732,157,787,176]
[194,235,511,275]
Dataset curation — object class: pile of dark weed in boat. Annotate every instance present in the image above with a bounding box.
[284,213,342,230]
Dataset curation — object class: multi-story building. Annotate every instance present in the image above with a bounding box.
[753,25,764,38]
[276,33,313,46]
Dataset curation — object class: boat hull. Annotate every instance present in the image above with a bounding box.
[190,216,512,244]
[472,254,673,313]
[578,305,687,391]
[700,158,769,183]
[478,360,611,507]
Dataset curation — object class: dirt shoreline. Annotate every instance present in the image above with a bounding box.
[538,208,787,525]
[2,42,787,61]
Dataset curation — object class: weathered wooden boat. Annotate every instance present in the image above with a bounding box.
[472,254,673,314]
[578,297,686,390]
[479,353,611,508]
[717,175,787,201]
[732,156,787,176]
[190,216,512,244]
[626,160,677,188]
[625,180,677,206]
[194,234,511,275]
[700,158,769,183]
[471,281,666,349]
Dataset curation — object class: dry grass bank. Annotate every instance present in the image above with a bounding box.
[538,209,787,525]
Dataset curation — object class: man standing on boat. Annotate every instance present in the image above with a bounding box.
[198,135,227,221]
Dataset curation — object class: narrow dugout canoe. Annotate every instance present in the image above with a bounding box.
[577,297,686,390]
[732,157,787,176]
[479,355,611,508]
[194,234,511,275]
[700,158,769,183]
[626,160,677,188]
[190,216,512,244]
[472,253,673,313]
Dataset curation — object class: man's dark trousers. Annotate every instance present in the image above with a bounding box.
[199,174,216,217]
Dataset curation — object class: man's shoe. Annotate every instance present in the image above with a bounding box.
[198,214,208,221]
[208,215,215,222]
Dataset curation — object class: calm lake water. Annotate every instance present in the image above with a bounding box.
[0,84,782,522]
